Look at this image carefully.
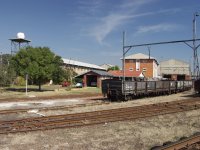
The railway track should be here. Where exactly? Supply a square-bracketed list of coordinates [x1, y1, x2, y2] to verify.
[0, 98, 200, 134]
[0, 101, 110, 115]
[152, 133, 200, 150]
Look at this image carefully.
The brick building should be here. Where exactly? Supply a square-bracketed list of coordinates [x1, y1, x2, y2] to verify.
[123, 53, 159, 78]
[108, 70, 144, 81]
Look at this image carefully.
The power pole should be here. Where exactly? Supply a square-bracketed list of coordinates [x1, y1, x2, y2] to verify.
[193, 12, 200, 79]
[0, 52, 2, 70]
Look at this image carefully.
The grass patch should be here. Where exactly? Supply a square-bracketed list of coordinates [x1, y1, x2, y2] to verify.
[0, 85, 101, 100]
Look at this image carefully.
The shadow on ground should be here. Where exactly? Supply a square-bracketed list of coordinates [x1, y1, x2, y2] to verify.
[5, 87, 54, 92]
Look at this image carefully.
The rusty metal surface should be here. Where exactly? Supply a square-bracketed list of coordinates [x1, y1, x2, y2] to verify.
[194, 79, 200, 93]
[153, 134, 200, 150]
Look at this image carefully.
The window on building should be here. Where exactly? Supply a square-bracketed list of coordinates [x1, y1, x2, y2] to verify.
[136, 59, 140, 71]
[129, 68, 133, 71]
[143, 68, 147, 72]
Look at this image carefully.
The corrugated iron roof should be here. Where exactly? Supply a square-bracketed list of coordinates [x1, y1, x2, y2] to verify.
[62, 58, 106, 70]
[75, 70, 113, 78]
[124, 53, 154, 59]
[160, 59, 189, 66]
[121, 53, 159, 65]
[109, 70, 144, 77]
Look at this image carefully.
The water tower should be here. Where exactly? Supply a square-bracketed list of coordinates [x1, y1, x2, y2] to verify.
[9, 32, 31, 55]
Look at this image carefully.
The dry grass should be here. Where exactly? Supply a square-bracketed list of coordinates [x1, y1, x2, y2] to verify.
[0, 86, 101, 100]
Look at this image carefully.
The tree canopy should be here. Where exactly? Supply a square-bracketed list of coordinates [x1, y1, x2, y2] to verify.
[0, 54, 14, 86]
[11, 46, 65, 90]
[107, 65, 120, 71]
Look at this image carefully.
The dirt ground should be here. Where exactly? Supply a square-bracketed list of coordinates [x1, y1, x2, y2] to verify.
[0, 90, 200, 150]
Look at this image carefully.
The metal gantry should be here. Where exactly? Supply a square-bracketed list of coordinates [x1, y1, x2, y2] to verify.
[122, 12, 200, 82]
[122, 33, 200, 97]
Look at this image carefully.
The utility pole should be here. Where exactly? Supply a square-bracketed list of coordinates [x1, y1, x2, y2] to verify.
[0, 52, 2, 71]
[193, 12, 200, 79]
[122, 31, 126, 99]
[147, 46, 151, 59]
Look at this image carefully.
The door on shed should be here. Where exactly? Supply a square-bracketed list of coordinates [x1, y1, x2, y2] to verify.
[177, 75, 185, 80]
[86, 75, 97, 87]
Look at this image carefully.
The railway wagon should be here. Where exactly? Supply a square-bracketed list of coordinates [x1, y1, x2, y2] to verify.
[194, 79, 200, 93]
[102, 79, 192, 101]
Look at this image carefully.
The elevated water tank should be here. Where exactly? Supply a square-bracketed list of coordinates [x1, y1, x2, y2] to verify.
[17, 32, 25, 39]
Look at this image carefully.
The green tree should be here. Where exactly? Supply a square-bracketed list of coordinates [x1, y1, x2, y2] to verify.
[0, 54, 15, 86]
[11, 46, 65, 91]
[107, 65, 120, 71]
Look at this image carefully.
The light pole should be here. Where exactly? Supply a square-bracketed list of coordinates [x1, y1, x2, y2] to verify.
[193, 12, 200, 79]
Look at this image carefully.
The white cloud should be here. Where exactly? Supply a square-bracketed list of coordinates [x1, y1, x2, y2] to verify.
[88, 0, 156, 44]
[135, 23, 181, 35]
[120, 0, 156, 9]
[89, 14, 132, 44]
[87, 0, 181, 44]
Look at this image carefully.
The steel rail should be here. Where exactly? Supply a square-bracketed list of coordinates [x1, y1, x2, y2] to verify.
[0, 101, 110, 115]
[0, 98, 199, 123]
[157, 134, 200, 150]
[0, 98, 200, 134]
[0, 99, 199, 123]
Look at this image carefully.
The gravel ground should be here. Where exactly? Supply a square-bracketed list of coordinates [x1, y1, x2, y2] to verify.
[0, 90, 200, 150]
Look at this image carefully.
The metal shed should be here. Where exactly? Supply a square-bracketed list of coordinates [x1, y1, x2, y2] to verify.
[159, 59, 191, 80]
[75, 70, 113, 88]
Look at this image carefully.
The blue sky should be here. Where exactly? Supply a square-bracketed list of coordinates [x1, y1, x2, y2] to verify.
[0, 0, 200, 67]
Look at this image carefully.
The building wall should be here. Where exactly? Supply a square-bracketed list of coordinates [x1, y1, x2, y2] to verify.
[82, 74, 111, 88]
[124, 59, 156, 78]
[160, 60, 190, 75]
[160, 59, 191, 80]
[160, 66, 190, 75]
[64, 64, 105, 75]
[74, 66, 90, 75]
[153, 61, 159, 78]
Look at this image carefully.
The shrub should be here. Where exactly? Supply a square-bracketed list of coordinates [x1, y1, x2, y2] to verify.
[14, 76, 26, 86]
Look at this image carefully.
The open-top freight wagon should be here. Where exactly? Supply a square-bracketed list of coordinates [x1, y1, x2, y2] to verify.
[194, 79, 200, 94]
[102, 79, 192, 101]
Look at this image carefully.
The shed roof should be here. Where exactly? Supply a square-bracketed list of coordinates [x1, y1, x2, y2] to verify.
[108, 70, 144, 78]
[122, 53, 159, 65]
[75, 70, 113, 78]
[62, 58, 106, 70]
[160, 59, 189, 67]
[124, 53, 155, 60]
